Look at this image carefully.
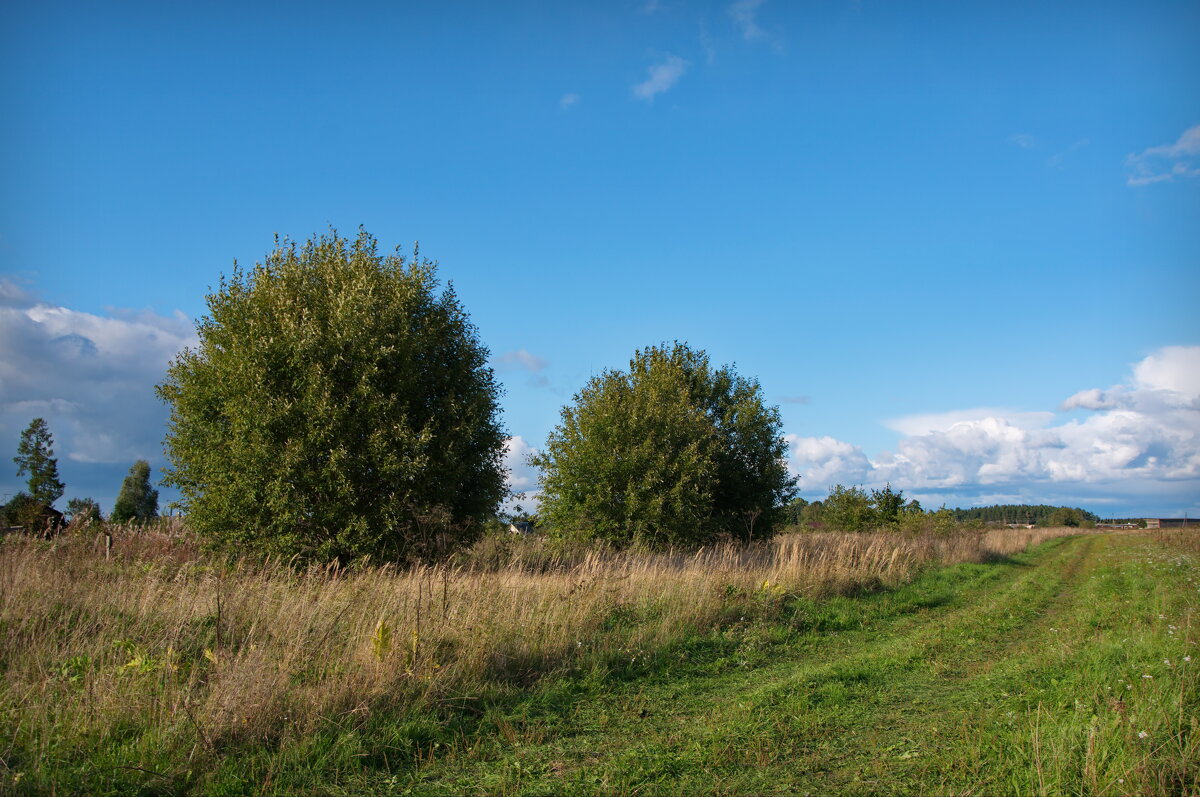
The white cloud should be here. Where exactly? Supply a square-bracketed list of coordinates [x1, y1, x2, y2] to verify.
[1133, 345, 1200, 395]
[1126, 124, 1200, 186]
[1061, 388, 1117, 412]
[786, 345, 1200, 515]
[1009, 133, 1037, 149]
[728, 0, 767, 41]
[495, 348, 549, 373]
[559, 92, 580, 110]
[501, 435, 543, 514]
[632, 55, 689, 102]
[0, 279, 197, 509]
[785, 434, 873, 487]
[885, 407, 1054, 437]
[502, 435, 541, 494]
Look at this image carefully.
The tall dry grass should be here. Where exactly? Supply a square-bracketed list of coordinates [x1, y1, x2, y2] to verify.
[0, 522, 1079, 764]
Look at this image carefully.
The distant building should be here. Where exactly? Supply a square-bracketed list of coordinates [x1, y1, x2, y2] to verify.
[1144, 518, 1195, 529]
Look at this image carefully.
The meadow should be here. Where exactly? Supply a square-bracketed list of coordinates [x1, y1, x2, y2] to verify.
[1, 524, 1195, 795]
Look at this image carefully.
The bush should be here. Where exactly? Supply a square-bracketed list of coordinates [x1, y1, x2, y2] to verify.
[532, 342, 795, 547]
[157, 229, 507, 562]
[1, 492, 53, 530]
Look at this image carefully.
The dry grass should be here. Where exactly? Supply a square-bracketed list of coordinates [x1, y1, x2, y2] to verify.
[0, 522, 1080, 763]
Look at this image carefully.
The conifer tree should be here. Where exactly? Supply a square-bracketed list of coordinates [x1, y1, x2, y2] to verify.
[14, 418, 64, 507]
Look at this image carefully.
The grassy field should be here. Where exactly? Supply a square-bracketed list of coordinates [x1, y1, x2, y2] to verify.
[1, 526, 1195, 795]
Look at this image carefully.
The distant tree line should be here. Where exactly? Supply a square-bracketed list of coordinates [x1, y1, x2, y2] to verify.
[951, 504, 1099, 527]
[2, 417, 158, 532]
[780, 490, 1103, 533]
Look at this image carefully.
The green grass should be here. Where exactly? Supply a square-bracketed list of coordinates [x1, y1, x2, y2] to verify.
[4, 533, 1195, 795]
[349, 535, 1196, 796]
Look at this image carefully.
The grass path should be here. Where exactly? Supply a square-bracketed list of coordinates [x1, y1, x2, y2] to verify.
[375, 534, 1197, 796]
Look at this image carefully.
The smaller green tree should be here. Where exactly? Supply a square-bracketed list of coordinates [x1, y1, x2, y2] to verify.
[66, 497, 103, 526]
[870, 483, 906, 526]
[110, 460, 159, 524]
[532, 343, 795, 547]
[14, 418, 64, 507]
[822, 484, 875, 532]
[930, 506, 957, 534]
[781, 496, 810, 526]
[1046, 506, 1093, 528]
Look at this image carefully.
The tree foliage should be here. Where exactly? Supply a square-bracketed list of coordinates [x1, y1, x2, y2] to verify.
[870, 483, 906, 526]
[110, 460, 159, 524]
[951, 504, 1098, 525]
[157, 229, 507, 562]
[66, 497, 102, 526]
[797, 483, 925, 532]
[1047, 506, 1093, 528]
[14, 418, 64, 507]
[532, 342, 796, 547]
[821, 484, 874, 532]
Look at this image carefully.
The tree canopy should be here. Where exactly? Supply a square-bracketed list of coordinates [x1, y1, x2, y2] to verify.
[532, 342, 795, 547]
[110, 460, 159, 524]
[951, 504, 1098, 526]
[157, 229, 508, 562]
[66, 497, 102, 526]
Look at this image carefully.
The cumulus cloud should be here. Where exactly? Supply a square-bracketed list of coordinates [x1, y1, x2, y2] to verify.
[0, 279, 197, 509]
[885, 408, 1054, 437]
[502, 435, 540, 494]
[632, 55, 689, 102]
[501, 435, 543, 513]
[787, 345, 1200, 514]
[786, 434, 873, 487]
[1133, 345, 1200, 394]
[1126, 124, 1200, 186]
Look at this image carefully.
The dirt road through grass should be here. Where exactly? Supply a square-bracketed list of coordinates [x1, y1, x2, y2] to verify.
[396, 534, 1197, 796]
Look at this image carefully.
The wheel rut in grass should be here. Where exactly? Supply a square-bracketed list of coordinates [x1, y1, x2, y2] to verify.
[405, 535, 1109, 795]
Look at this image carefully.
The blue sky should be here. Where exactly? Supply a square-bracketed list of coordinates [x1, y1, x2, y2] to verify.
[2, 0, 1198, 518]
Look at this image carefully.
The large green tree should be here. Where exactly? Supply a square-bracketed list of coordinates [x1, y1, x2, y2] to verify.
[14, 417, 64, 507]
[532, 343, 795, 547]
[157, 229, 508, 561]
[110, 460, 159, 523]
